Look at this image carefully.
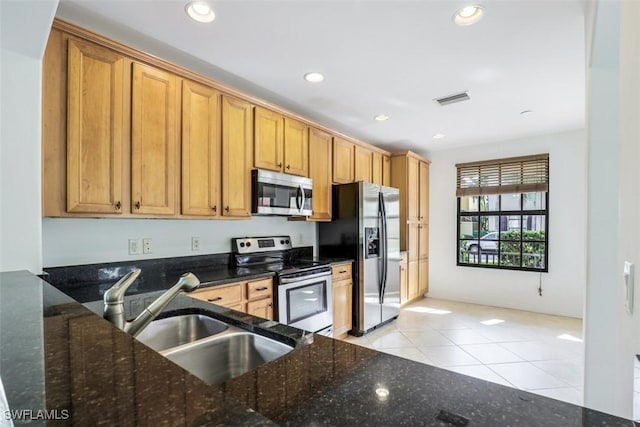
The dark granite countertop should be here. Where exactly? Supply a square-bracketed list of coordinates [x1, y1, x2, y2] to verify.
[0, 270, 633, 426]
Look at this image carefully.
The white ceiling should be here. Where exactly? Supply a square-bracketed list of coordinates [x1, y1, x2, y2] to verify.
[56, 0, 585, 155]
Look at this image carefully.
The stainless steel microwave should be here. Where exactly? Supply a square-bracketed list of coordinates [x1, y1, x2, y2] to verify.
[251, 169, 313, 216]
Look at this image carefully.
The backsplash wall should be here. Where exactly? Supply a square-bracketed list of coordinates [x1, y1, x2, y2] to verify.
[42, 217, 317, 267]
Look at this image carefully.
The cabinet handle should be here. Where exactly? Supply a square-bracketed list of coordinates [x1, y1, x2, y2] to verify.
[115, 201, 121, 210]
[255, 287, 268, 291]
[225, 206, 230, 212]
[268, 303, 272, 308]
[286, 164, 291, 170]
[207, 297, 223, 302]
[277, 162, 282, 168]
[212, 205, 217, 212]
[339, 270, 347, 274]
[135, 201, 141, 210]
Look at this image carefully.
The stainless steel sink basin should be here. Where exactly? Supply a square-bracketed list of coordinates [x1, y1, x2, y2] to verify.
[135, 314, 229, 351]
[161, 330, 294, 385]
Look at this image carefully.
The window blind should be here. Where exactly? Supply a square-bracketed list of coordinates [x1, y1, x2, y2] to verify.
[455, 153, 549, 197]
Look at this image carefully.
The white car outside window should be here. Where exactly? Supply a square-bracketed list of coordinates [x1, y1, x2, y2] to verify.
[468, 232, 498, 252]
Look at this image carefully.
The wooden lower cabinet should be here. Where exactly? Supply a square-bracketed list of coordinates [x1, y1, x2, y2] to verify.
[418, 258, 429, 295]
[247, 298, 273, 320]
[332, 263, 353, 338]
[188, 277, 273, 320]
[407, 260, 419, 301]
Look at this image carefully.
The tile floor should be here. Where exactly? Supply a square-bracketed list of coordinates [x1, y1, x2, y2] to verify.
[341, 297, 584, 406]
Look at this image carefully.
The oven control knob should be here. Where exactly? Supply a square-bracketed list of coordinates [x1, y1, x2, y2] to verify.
[285, 239, 290, 244]
[246, 242, 252, 247]
[280, 240, 285, 244]
[239, 242, 245, 248]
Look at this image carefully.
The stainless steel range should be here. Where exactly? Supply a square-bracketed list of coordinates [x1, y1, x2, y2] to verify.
[232, 236, 333, 336]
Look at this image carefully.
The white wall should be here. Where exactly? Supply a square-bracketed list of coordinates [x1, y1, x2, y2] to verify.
[0, 0, 58, 274]
[42, 217, 317, 267]
[427, 129, 586, 318]
[583, 0, 640, 418]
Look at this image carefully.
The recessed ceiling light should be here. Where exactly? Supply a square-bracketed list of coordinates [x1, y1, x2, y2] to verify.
[185, 1, 215, 23]
[304, 72, 324, 83]
[453, 4, 485, 26]
[374, 114, 389, 121]
[433, 133, 446, 139]
[520, 110, 533, 115]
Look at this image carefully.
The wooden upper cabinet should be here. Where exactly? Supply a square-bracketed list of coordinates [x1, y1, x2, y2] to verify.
[283, 118, 308, 177]
[407, 156, 420, 222]
[181, 80, 221, 216]
[372, 152, 383, 185]
[66, 39, 125, 214]
[382, 155, 391, 187]
[222, 95, 253, 217]
[419, 161, 429, 223]
[354, 146, 373, 182]
[254, 106, 283, 172]
[308, 127, 333, 221]
[332, 137, 354, 183]
[131, 62, 178, 215]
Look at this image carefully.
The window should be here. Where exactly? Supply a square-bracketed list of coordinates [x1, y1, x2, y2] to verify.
[456, 154, 549, 272]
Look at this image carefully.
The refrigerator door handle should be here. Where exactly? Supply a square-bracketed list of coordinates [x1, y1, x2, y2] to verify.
[379, 191, 388, 304]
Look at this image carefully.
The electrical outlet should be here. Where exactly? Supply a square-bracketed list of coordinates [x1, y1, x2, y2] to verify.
[143, 238, 152, 254]
[192, 237, 201, 251]
[129, 239, 141, 255]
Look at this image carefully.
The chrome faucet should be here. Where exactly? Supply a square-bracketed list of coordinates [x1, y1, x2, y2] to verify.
[103, 268, 200, 337]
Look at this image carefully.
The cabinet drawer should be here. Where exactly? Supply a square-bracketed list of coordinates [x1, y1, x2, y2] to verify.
[190, 283, 242, 307]
[247, 278, 272, 301]
[332, 263, 352, 281]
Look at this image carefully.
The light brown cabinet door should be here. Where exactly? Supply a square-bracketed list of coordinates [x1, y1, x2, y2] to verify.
[246, 298, 273, 320]
[283, 117, 309, 176]
[372, 152, 383, 185]
[254, 106, 283, 172]
[382, 155, 391, 187]
[399, 261, 408, 304]
[407, 156, 420, 222]
[131, 63, 178, 215]
[181, 80, 220, 216]
[67, 39, 125, 214]
[418, 224, 429, 259]
[354, 146, 373, 182]
[418, 258, 429, 295]
[419, 161, 429, 223]
[407, 260, 419, 300]
[308, 127, 332, 220]
[332, 137, 354, 183]
[333, 279, 353, 338]
[408, 223, 419, 262]
[221, 95, 253, 217]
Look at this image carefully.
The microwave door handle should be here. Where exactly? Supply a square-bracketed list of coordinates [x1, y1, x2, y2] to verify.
[295, 185, 302, 211]
[299, 184, 306, 214]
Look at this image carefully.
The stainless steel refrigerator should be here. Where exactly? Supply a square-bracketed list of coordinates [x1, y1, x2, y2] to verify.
[319, 182, 400, 336]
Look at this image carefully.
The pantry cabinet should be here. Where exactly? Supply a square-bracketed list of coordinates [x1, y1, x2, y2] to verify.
[391, 151, 430, 304]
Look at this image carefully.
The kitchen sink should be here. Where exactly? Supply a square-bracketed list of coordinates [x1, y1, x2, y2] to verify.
[135, 314, 229, 351]
[135, 312, 294, 384]
[161, 330, 294, 385]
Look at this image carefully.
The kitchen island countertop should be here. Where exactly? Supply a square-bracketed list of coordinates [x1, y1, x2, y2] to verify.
[0, 270, 632, 426]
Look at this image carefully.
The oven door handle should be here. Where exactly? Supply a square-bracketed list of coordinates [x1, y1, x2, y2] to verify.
[280, 271, 331, 284]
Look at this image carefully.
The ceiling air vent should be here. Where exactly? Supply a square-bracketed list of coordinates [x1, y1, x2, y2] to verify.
[435, 91, 470, 106]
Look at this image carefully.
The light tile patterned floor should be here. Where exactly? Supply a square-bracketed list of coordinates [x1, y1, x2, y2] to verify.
[341, 297, 584, 406]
